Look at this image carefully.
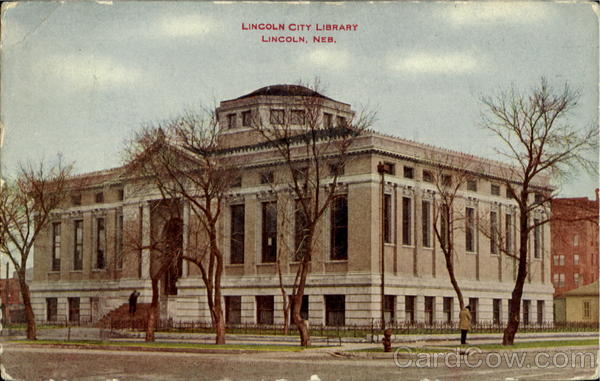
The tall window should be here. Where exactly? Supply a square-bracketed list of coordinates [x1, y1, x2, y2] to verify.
[465, 207, 475, 252]
[443, 297, 453, 323]
[574, 254, 580, 265]
[383, 194, 392, 243]
[294, 201, 310, 261]
[533, 218, 541, 259]
[52, 222, 61, 271]
[490, 211, 498, 254]
[256, 296, 274, 325]
[493, 299, 502, 325]
[422, 200, 431, 248]
[325, 295, 345, 326]
[523, 299, 530, 325]
[424, 296, 434, 325]
[230, 204, 245, 264]
[73, 220, 83, 270]
[116, 214, 123, 269]
[68, 297, 80, 323]
[440, 204, 450, 251]
[468, 297, 478, 324]
[405, 295, 415, 324]
[402, 197, 412, 246]
[261, 202, 277, 263]
[225, 296, 242, 324]
[574, 273, 581, 287]
[537, 300, 544, 324]
[96, 218, 106, 269]
[46, 298, 58, 322]
[505, 213, 513, 254]
[383, 295, 395, 323]
[330, 196, 348, 260]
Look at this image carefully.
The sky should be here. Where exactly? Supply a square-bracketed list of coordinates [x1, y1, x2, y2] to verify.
[1, 1, 598, 200]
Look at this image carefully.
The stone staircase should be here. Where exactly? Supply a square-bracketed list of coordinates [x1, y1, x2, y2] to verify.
[97, 303, 152, 330]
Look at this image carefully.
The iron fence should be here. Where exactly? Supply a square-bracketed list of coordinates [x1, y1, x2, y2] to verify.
[5, 318, 597, 338]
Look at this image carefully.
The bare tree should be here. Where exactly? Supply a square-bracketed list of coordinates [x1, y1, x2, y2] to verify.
[121, 198, 183, 342]
[0, 159, 72, 340]
[481, 78, 598, 345]
[248, 83, 374, 346]
[428, 153, 481, 311]
[126, 111, 237, 344]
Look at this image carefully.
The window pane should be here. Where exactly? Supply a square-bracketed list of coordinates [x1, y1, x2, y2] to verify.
[465, 207, 475, 252]
[261, 202, 277, 263]
[422, 201, 431, 247]
[330, 196, 348, 260]
[383, 194, 392, 243]
[74, 220, 83, 270]
[231, 205, 245, 264]
[402, 197, 412, 245]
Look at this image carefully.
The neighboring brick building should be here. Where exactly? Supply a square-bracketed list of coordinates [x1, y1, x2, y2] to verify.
[551, 195, 599, 296]
[30, 85, 554, 327]
[0, 278, 25, 323]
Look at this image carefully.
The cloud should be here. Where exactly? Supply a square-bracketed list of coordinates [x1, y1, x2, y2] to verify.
[388, 52, 481, 75]
[158, 14, 217, 37]
[39, 54, 143, 90]
[306, 48, 350, 70]
[443, 3, 552, 26]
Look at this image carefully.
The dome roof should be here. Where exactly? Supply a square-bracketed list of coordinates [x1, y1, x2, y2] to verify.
[235, 84, 332, 101]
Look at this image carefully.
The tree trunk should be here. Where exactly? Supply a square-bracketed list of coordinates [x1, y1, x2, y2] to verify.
[283, 304, 290, 335]
[444, 248, 464, 310]
[211, 231, 226, 345]
[292, 293, 310, 347]
[145, 278, 159, 342]
[212, 288, 225, 344]
[213, 311, 225, 344]
[18, 278, 36, 340]
[502, 207, 528, 345]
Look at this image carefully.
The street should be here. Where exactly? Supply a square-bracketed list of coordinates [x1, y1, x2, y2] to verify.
[1, 345, 597, 381]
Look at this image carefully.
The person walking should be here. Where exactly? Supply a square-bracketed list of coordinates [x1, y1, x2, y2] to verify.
[459, 305, 472, 345]
[129, 290, 140, 316]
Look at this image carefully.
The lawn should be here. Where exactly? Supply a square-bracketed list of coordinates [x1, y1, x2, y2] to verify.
[9, 339, 317, 352]
[352, 339, 599, 353]
[452, 339, 599, 350]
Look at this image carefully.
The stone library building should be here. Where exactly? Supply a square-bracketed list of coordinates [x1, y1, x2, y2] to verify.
[31, 85, 554, 328]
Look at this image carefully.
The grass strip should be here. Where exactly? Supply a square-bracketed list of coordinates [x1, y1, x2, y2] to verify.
[352, 339, 599, 353]
[9, 339, 314, 352]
